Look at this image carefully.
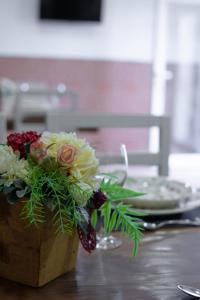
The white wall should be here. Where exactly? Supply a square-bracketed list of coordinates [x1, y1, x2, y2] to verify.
[167, 2, 200, 63]
[0, 0, 155, 62]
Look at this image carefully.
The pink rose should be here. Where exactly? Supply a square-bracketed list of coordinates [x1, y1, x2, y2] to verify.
[30, 141, 47, 162]
[57, 144, 76, 166]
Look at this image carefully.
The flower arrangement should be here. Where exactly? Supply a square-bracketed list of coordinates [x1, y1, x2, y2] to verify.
[0, 131, 142, 255]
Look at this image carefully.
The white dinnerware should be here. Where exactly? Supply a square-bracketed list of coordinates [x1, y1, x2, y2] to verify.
[121, 176, 200, 216]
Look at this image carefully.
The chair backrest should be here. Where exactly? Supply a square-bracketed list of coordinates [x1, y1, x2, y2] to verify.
[47, 112, 170, 176]
[13, 83, 79, 132]
[0, 78, 17, 121]
[0, 113, 6, 143]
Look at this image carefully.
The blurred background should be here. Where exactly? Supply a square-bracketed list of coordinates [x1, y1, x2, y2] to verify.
[0, 0, 199, 154]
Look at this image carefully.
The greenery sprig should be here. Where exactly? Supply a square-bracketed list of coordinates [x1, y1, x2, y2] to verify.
[21, 159, 87, 234]
[91, 179, 144, 256]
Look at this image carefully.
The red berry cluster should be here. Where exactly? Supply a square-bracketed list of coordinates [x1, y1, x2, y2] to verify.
[7, 131, 40, 158]
[92, 190, 107, 209]
[77, 190, 107, 253]
[77, 222, 97, 253]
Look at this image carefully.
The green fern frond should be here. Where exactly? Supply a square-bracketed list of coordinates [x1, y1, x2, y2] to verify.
[98, 179, 144, 256]
[100, 179, 144, 201]
[115, 203, 143, 256]
[21, 193, 45, 225]
[53, 206, 73, 234]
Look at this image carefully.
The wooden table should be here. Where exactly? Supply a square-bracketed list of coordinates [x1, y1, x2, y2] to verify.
[0, 228, 200, 300]
[1, 154, 200, 299]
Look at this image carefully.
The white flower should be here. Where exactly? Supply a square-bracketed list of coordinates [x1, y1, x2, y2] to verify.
[0, 145, 28, 186]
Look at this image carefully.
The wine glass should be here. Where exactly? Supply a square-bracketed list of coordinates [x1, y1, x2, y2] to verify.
[96, 144, 128, 250]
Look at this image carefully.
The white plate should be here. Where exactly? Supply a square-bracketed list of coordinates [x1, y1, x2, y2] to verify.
[124, 176, 193, 211]
[129, 198, 200, 215]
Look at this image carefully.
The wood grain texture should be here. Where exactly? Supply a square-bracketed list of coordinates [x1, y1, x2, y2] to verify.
[0, 227, 199, 299]
[0, 195, 79, 287]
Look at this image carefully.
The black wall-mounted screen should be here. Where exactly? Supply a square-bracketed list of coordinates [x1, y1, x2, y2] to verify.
[40, 0, 102, 22]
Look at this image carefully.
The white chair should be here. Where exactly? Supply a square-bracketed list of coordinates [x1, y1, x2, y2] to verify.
[0, 78, 18, 122]
[47, 112, 170, 176]
[0, 113, 6, 143]
[13, 82, 79, 132]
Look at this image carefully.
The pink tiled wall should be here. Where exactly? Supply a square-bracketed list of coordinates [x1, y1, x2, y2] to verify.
[0, 56, 152, 152]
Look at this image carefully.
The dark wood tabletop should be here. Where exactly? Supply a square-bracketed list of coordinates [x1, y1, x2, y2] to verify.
[0, 227, 200, 300]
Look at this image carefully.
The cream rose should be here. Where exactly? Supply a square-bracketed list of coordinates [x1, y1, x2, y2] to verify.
[57, 144, 77, 166]
[41, 132, 99, 189]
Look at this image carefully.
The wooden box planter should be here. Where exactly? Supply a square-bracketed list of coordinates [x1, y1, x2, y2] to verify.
[0, 195, 79, 287]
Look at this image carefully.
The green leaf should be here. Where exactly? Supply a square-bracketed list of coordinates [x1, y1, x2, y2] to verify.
[108, 211, 117, 232]
[101, 201, 111, 233]
[126, 208, 147, 217]
[114, 202, 143, 256]
[91, 210, 98, 228]
[21, 194, 45, 225]
[97, 178, 145, 255]
[100, 180, 144, 201]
